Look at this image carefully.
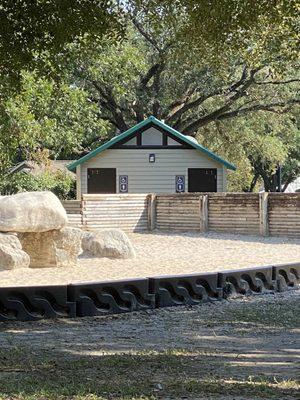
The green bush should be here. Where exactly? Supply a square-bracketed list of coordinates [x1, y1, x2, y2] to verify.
[0, 170, 75, 199]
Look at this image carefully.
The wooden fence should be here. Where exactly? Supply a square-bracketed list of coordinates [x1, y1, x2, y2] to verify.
[61, 200, 82, 228]
[62, 192, 300, 237]
[268, 193, 300, 237]
[63, 194, 148, 232]
[156, 194, 202, 231]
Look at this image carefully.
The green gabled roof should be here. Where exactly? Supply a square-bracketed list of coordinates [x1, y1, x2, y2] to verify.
[67, 116, 236, 171]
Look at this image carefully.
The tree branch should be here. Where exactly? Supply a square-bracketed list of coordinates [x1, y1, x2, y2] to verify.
[166, 66, 260, 130]
[140, 62, 164, 89]
[89, 79, 128, 131]
[168, 89, 224, 129]
[216, 99, 300, 121]
[179, 68, 262, 134]
[254, 78, 300, 85]
[130, 16, 161, 52]
[134, 59, 166, 121]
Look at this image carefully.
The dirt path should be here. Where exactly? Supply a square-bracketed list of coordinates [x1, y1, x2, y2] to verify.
[0, 290, 299, 399]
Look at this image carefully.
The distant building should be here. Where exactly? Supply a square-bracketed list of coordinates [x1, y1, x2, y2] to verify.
[8, 160, 74, 178]
[67, 116, 236, 199]
[285, 176, 300, 193]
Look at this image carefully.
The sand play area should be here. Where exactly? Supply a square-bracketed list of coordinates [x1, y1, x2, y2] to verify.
[0, 231, 299, 287]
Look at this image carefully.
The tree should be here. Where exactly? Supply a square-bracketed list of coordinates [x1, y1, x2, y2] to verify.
[1, 2, 299, 192]
[0, 170, 75, 199]
[0, 0, 123, 86]
[0, 71, 110, 173]
[62, 14, 299, 135]
[55, 18, 299, 191]
[199, 111, 299, 192]
[129, 0, 299, 66]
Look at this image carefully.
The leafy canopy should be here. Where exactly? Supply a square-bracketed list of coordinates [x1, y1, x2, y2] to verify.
[0, 0, 123, 84]
[0, 1, 299, 193]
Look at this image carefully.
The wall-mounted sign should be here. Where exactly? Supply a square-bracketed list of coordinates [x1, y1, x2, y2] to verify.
[149, 153, 156, 163]
[119, 175, 128, 193]
[175, 175, 185, 193]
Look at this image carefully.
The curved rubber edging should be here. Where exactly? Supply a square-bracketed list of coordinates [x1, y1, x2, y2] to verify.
[0, 262, 299, 321]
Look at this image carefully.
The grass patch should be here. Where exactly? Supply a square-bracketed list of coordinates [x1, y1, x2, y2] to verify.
[211, 295, 300, 328]
[0, 349, 299, 399]
[0, 293, 299, 399]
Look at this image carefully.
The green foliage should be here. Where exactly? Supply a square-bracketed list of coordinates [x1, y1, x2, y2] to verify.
[0, 0, 123, 84]
[131, 0, 299, 68]
[58, 20, 298, 191]
[0, 170, 75, 199]
[198, 111, 299, 191]
[0, 3, 299, 192]
[281, 126, 300, 190]
[0, 70, 111, 172]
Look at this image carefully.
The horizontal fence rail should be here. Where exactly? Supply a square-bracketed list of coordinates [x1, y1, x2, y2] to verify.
[61, 200, 82, 228]
[268, 193, 300, 238]
[62, 192, 300, 237]
[156, 194, 201, 231]
[82, 194, 148, 232]
[0, 262, 299, 321]
[208, 193, 260, 235]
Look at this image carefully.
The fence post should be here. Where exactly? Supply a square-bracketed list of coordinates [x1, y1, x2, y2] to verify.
[80, 197, 84, 229]
[199, 195, 208, 232]
[81, 196, 87, 230]
[148, 193, 157, 231]
[76, 165, 82, 200]
[259, 192, 269, 236]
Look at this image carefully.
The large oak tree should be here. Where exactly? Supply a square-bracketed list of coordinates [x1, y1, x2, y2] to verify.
[1, 0, 299, 192]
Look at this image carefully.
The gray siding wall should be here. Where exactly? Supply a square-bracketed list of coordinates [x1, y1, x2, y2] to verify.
[80, 149, 226, 195]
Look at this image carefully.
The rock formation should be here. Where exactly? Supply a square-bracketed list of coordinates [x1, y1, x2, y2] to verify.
[0, 191, 68, 232]
[0, 233, 30, 270]
[0, 191, 80, 269]
[82, 228, 136, 259]
[19, 227, 82, 268]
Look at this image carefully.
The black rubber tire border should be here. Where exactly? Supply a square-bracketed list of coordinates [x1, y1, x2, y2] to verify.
[0, 262, 299, 321]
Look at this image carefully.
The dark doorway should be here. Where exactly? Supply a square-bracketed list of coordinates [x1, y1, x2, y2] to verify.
[188, 168, 217, 192]
[87, 168, 116, 193]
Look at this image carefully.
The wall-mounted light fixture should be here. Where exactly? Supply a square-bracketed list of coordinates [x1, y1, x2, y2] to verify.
[149, 154, 155, 163]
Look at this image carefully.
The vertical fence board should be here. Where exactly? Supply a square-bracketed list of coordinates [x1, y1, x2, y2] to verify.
[199, 195, 208, 232]
[259, 192, 269, 236]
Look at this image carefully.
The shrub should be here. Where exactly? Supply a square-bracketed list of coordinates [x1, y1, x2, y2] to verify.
[0, 170, 75, 199]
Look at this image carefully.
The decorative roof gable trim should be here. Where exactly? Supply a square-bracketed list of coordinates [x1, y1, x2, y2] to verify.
[67, 116, 236, 171]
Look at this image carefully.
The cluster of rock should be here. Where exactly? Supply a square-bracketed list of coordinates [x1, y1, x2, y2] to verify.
[0, 232, 30, 270]
[0, 191, 82, 270]
[0, 191, 135, 271]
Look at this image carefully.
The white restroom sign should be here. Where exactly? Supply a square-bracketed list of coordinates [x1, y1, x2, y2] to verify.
[119, 175, 128, 193]
[175, 175, 185, 192]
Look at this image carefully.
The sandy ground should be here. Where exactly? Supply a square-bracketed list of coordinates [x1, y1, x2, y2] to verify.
[0, 231, 299, 287]
[0, 290, 299, 399]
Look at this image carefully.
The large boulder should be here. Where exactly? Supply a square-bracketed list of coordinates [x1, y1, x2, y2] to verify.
[82, 229, 136, 259]
[0, 233, 30, 270]
[0, 191, 67, 233]
[19, 227, 82, 268]
[0, 232, 22, 249]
